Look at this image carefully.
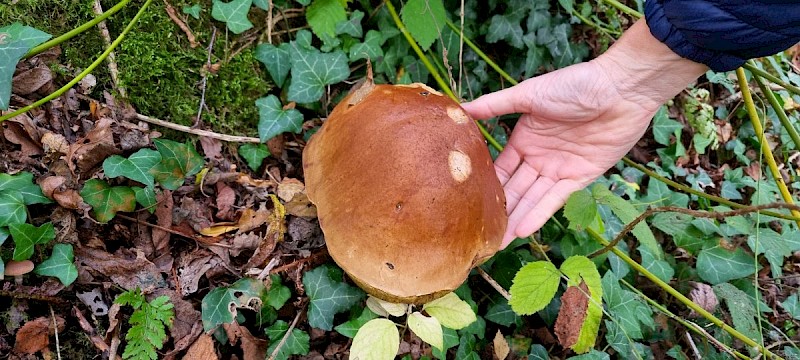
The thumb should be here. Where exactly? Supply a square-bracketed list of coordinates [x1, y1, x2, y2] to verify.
[460, 81, 533, 120]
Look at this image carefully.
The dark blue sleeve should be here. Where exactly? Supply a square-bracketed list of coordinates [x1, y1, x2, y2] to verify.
[645, 0, 800, 72]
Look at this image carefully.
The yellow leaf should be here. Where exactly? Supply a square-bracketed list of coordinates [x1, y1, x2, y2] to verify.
[366, 296, 408, 317]
[422, 292, 476, 330]
[199, 223, 239, 237]
[407, 312, 443, 351]
[350, 318, 399, 360]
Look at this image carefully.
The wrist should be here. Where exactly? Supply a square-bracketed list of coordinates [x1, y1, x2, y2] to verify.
[592, 19, 709, 110]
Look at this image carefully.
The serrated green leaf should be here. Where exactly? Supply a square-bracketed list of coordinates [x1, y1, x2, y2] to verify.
[104, 149, 161, 187]
[336, 10, 364, 37]
[201, 277, 266, 331]
[287, 42, 350, 103]
[0, 24, 51, 110]
[350, 318, 400, 360]
[306, 0, 347, 39]
[10, 222, 54, 261]
[335, 307, 378, 338]
[183, 4, 202, 19]
[713, 283, 761, 343]
[256, 95, 304, 142]
[349, 30, 384, 62]
[486, 13, 524, 49]
[400, 0, 446, 50]
[211, 0, 253, 34]
[0, 192, 26, 226]
[592, 184, 663, 259]
[255, 42, 291, 87]
[238, 143, 271, 171]
[564, 189, 597, 231]
[508, 261, 560, 315]
[0, 172, 51, 205]
[408, 312, 443, 351]
[133, 187, 158, 213]
[602, 272, 653, 340]
[266, 320, 310, 360]
[423, 292, 476, 330]
[303, 265, 364, 330]
[80, 179, 136, 222]
[559, 256, 603, 353]
[151, 139, 204, 190]
[34, 243, 78, 286]
[267, 274, 291, 310]
[696, 245, 758, 284]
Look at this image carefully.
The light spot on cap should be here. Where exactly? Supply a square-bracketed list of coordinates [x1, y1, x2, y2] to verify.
[447, 107, 469, 124]
[448, 150, 471, 182]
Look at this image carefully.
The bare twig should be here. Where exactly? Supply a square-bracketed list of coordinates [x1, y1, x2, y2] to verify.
[477, 267, 510, 301]
[268, 308, 303, 360]
[195, 27, 217, 127]
[135, 113, 260, 142]
[92, 0, 126, 97]
[254, 257, 281, 280]
[590, 202, 800, 258]
[163, 0, 199, 48]
[50, 305, 62, 360]
[116, 214, 230, 248]
[690, 322, 740, 358]
[686, 332, 702, 359]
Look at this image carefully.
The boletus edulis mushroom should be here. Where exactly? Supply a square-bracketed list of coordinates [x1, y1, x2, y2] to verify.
[303, 76, 507, 304]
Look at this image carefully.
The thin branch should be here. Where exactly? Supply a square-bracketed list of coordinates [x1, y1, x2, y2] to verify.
[268, 308, 303, 360]
[476, 267, 510, 301]
[92, 0, 126, 98]
[163, 0, 199, 48]
[195, 28, 217, 127]
[50, 305, 62, 360]
[135, 113, 260, 143]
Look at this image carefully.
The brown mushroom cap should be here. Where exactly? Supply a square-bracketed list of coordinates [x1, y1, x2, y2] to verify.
[303, 82, 507, 304]
[4, 260, 35, 277]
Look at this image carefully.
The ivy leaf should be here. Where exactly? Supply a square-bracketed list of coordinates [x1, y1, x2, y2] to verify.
[266, 320, 310, 360]
[266, 274, 291, 310]
[80, 179, 136, 223]
[133, 186, 158, 213]
[559, 256, 603, 353]
[713, 283, 761, 343]
[651, 213, 707, 254]
[256, 95, 304, 142]
[400, 0, 446, 50]
[0, 192, 27, 226]
[652, 105, 682, 145]
[252, 0, 269, 9]
[408, 312, 443, 351]
[782, 294, 800, 319]
[423, 292, 476, 330]
[696, 245, 758, 284]
[349, 30, 384, 62]
[564, 189, 598, 231]
[255, 42, 291, 87]
[103, 148, 162, 187]
[592, 184, 663, 260]
[238, 143, 271, 171]
[34, 244, 78, 286]
[183, 4, 202, 19]
[484, 299, 521, 327]
[201, 277, 267, 331]
[0, 172, 51, 205]
[747, 228, 791, 278]
[151, 139, 204, 190]
[508, 261, 560, 315]
[287, 42, 350, 103]
[303, 265, 364, 330]
[601, 272, 653, 340]
[335, 307, 378, 338]
[0, 23, 51, 110]
[10, 222, 54, 261]
[486, 14, 524, 49]
[350, 318, 400, 360]
[336, 9, 364, 37]
[306, 0, 347, 39]
[211, 0, 253, 34]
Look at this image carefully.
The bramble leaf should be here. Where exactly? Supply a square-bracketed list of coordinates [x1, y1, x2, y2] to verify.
[34, 243, 78, 286]
[423, 292, 476, 330]
[151, 139, 204, 190]
[408, 312, 443, 351]
[564, 189, 598, 232]
[255, 42, 291, 87]
[256, 95, 304, 142]
[303, 265, 364, 330]
[103, 148, 161, 187]
[400, 0, 446, 50]
[0, 23, 51, 110]
[306, 0, 347, 39]
[696, 245, 758, 284]
[266, 320, 310, 360]
[287, 42, 350, 103]
[238, 143, 271, 171]
[508, 261, 560, 315]
[80, 179, 136, 223]
[0, 192, 26, 226]
[201, 277, 267, 331]
[10, 222, 54, 261]
[211, 0, 253, 34]
[350, 318, 400, 360]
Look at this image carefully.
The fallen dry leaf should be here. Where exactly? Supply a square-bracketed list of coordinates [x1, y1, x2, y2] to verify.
[177, 250, 218, 296]
[277, 178, 305, 202]
[183, 334, 217, 360]
[223, 322, 267, 360]
[285, 193, 317, 218]
[67, 117, 121, 174]
[3, 113, 44, 156]
[554, 281, 590, 349]
[744, 161, 762, 180]
[40, 132, 70, 155]
[154, 288, 201, 347]
[200, 136, 223, 162]
[689, 282, 718, 316]
[199, 223, 239, 237]
[76, 288, 109, 317]
[231, 232, 261, 258]
[76, 247, 167, 292]
[493, 330, 510, 360]
[153, 189, 174, 253]
[12, 66, 53, 95]
[236, 207, 272, 234]
[14, 316, 65, 355]
[174, 197, 214, 233]
[39, 176, 84, 210]
[215, 183, 236, 220]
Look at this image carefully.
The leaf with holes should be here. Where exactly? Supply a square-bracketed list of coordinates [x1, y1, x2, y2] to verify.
[287, 42, 350, 103]
[0, 23, 51, 110]
[211, 0, 253, 34]
[0, 192, 26, 226]
[151, 139, 204, 190]
[408, 312, 443, 351]
[201, 277, 267, 331]
[559, 256, 603, 353]
[0, 172, 51, 205]
[34, 244, 78, 286]
[255, 42, 291, 87]
[266, 320, 310, 360]
[423, 292, 476, 330]
[10, 222, 54, 261]
[238, 143, 271, 171]
[349, 30, 384, 62]
[256, 95, 304, 142]
[696, 245, 758, 284]
[80, 179, 136, 223]
[303, 265, 364, 330]
[103, 148, 161, 187]
[350, 318, 400, 360]
[400, 0, 446, 50]
[306, 0, 347, 40]
[133, 186, 157, 214]
[509, 261, 560, 315]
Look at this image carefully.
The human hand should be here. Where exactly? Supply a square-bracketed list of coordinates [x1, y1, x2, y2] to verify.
[462, 19, 708, 248]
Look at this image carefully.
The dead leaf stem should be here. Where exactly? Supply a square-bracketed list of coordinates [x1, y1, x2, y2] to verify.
[195, 27, 217, 127]
[135, 113, 260, 143]
[92, 0, 126, 98]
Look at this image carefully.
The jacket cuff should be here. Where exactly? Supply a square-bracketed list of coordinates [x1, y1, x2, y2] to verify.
[644, 0, 744, 72]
